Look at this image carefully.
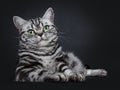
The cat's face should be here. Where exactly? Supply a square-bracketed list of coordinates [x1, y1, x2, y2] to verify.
[13, 8, 58, 48]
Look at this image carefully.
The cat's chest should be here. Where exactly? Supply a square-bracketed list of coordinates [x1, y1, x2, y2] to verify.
[41, 59, 56, 69]
[40, 59, 56, 74]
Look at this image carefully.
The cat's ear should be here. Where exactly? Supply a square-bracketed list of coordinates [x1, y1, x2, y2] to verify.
[42, 7, 54, 23]
[13, 16, 27, 29]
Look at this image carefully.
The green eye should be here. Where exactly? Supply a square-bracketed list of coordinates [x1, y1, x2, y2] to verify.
[28, 29, 35, 35]
[43, 25, 49, 31]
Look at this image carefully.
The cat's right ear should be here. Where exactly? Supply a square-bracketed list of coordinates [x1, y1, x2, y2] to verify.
[13, 16, 27, 29]
[42, 7, 54, 23]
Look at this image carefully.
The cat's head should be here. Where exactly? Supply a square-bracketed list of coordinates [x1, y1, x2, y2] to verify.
[13, 7, 58, 48]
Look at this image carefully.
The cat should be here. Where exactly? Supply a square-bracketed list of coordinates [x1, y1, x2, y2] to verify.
[13, 7, 107, 82]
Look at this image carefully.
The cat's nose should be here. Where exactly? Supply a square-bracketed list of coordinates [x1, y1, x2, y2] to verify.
[38, 33, 43, 37]
[36, 29, 43, 36]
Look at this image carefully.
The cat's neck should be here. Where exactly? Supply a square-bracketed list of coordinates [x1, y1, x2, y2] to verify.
[19, 41, 62, 56]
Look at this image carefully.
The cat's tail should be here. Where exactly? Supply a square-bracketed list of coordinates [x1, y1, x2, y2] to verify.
[85, 69, 107, 77]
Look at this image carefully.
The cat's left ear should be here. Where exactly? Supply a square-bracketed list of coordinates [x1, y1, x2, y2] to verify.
[42, 7, 54, 23]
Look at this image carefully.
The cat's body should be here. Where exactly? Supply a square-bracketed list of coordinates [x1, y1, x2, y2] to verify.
[13, 8, 107, 82]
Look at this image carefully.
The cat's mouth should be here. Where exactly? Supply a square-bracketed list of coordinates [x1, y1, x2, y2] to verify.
[37, 36, 58, 47]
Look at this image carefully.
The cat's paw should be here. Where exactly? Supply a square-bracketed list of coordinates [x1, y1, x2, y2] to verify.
[99, 69, 107, 76]
[63, 69, 84, 81]
[45, 73, 68, 82]
[68, 72, 86, 82]
[45, 74, 60, 82]
[64, 69, 77, 81]
[76, 72, 86, 81]
[64, 69, 75, 79]
[55, 73, 69, 82]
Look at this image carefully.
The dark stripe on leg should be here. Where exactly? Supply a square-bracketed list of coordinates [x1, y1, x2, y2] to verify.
[38, 70, 47, 76]
[16, 62, 43, 75]
[62, 67, 69, 72]
[58, 63, 67, 72]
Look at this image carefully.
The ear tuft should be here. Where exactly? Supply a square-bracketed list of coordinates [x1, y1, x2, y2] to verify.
[13, 16, 27, 29]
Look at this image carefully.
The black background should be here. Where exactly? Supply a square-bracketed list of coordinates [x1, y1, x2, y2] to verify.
[1, 0, 120, 90]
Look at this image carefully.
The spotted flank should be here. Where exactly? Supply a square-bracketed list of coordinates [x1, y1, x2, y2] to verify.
[13, 7, 107, 82]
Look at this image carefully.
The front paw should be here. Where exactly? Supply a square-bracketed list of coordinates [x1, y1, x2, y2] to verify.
[45, 74, 60, 82]
[76, 72, 86, 81]
[45, 73, 68, 82]
[64, 70, 85, 81]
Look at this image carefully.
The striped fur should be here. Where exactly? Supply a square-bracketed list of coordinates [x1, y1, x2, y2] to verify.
[13, 7, 107, 82]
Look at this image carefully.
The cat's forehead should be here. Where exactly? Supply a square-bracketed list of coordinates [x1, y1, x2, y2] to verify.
[21, 18, 53, 31]
[29, 17, 53, 25]
[40, 18, 53, 25]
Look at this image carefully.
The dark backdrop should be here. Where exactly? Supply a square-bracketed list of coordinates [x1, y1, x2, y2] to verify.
[1, 0, 120, 90]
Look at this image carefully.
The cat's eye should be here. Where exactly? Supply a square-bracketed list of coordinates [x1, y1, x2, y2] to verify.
[43, 25, 49, 31]
[28, 29, 35, 35]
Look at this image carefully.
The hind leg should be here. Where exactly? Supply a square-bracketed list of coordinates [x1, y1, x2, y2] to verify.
[85, 69, 107, 77]
[66, 52, 86, 81]
[66, 52, 107, 81]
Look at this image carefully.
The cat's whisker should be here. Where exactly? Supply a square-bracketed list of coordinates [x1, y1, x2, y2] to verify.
[58, 31, 66, 34]
[15, 37, 20, 39]
[58, 35, 72, 41]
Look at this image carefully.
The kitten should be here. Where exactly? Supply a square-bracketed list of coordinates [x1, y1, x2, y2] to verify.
[13, 7, 107, 82]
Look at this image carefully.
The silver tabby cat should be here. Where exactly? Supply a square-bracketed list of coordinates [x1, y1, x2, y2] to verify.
[13, 7, 107, 82]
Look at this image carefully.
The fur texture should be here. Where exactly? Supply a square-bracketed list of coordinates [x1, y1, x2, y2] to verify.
[13, 7, 107, 82]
